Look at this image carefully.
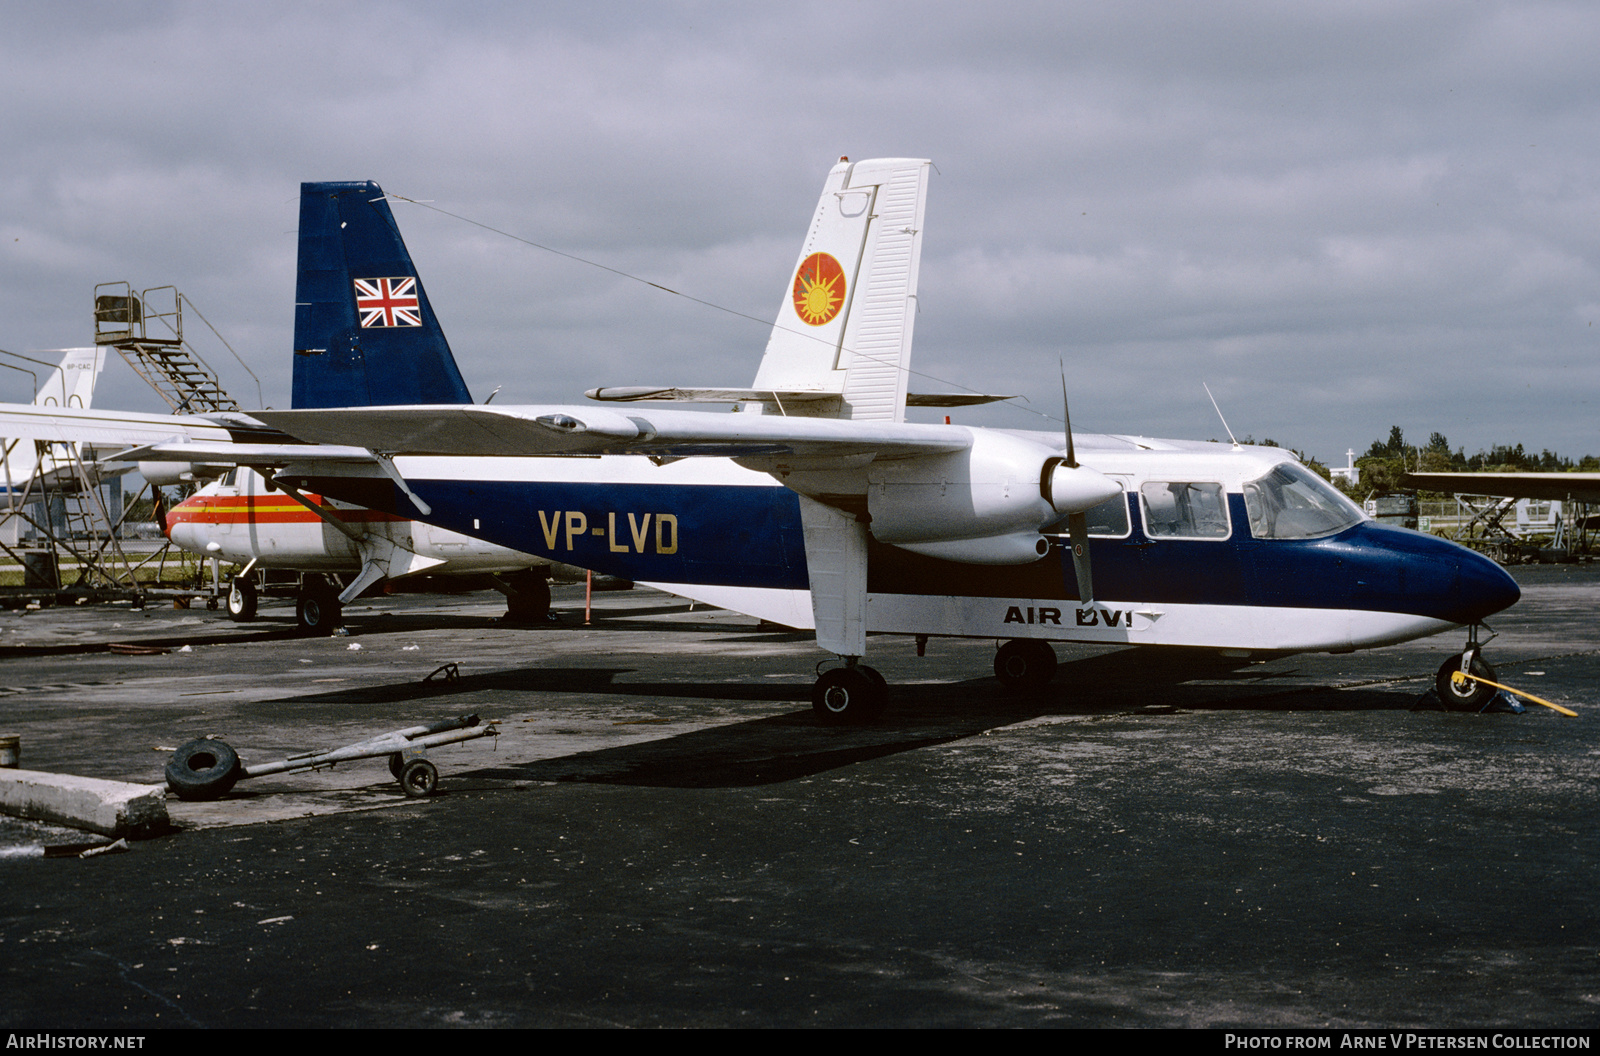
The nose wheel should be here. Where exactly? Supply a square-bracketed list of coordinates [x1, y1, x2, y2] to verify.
[1435, 651, 1500, 711]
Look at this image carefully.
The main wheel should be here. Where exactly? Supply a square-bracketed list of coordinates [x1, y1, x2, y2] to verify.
[400, 759, 439, 798]
[811, 666, 887, 725]
[1436, 653, 1499, 712]
[504, 571, 552, 622]
[227, 577, 257, 622]
[994, 639, 1057, 691]
[296, 584, 342, 636]
[165, 738, 243, 801]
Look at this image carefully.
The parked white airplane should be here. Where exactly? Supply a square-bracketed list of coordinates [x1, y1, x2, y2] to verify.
[110, 163, 1521, 721]
[1, 347, 108, 510]
[163, 466, 549, 632]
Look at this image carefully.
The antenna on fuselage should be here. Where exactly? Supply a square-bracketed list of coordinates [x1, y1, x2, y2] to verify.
[1203, 382, 1241, 450]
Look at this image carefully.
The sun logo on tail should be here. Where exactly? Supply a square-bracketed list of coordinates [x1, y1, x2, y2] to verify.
[792, 252, 846, 326]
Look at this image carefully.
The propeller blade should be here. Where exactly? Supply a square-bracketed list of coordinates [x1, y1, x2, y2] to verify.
[1066, 510, 1093, 605]
[1059, 360, 1093, 603]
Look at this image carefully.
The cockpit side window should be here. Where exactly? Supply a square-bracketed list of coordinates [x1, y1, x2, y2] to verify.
[1084, 486, 1130, 538]
[1140, 481, 1230, 539]
[1242, 462, 1365, 540]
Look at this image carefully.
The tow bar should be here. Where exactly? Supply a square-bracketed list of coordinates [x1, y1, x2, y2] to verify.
[1450, 672, 1579, 717]
[165, 713, 498, 801]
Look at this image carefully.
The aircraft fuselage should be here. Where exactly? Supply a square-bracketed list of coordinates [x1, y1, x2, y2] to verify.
[285, 435, 1519, 656]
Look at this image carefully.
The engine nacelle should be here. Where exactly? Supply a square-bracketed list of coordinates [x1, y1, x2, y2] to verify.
[138, 460, 230, 487]
[866, 430, 1118, 565]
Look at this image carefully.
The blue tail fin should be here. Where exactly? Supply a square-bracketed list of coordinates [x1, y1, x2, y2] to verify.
[292, 181, 474, 408]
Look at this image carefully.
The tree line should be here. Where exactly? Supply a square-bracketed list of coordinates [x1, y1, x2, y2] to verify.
[1350, 426, 1598, 497]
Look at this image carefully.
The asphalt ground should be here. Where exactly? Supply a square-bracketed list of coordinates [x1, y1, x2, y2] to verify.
[0, 567, 1596, 1029]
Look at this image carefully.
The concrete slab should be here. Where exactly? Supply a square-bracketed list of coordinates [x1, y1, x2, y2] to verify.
[0, 767, 168, 837]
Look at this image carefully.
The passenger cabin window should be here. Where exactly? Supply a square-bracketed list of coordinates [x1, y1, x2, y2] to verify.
[1140, 481, 1230, 539]
[1242, 462, 1365, 540]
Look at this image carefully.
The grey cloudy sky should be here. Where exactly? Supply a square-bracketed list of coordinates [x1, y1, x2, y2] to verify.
[2, 1, 1597, 466]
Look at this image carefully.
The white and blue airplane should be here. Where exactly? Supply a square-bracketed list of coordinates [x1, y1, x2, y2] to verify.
[38, 160, 1520, 720]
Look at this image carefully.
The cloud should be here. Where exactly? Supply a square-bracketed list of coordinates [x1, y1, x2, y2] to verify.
[0, 1, 1598, 460]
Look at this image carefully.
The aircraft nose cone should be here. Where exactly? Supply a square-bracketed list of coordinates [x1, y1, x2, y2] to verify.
[1458, 546, 1521, 622]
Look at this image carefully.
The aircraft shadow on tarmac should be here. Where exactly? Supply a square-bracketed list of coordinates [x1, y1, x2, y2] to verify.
[255, 650, 1427, 790]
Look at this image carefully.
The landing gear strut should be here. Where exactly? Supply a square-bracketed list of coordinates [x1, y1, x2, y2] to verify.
[1435, 624, 1499, 712]
[812, 660, 886, 725]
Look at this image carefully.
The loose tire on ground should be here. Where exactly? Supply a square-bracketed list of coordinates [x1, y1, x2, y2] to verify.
[165, 738, 243, 801]
[400, 759, 439, 798]
[994, 639, 1058, 691]
[227, 577, 257, 622]
[811, 666, 887, 725]
[1436, 653, 1499, 712]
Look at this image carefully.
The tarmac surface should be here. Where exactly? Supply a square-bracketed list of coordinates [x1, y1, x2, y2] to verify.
[0, 568, 1596, 1028]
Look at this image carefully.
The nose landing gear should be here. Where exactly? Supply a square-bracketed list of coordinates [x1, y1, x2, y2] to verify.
[1434, 623, 1501, 712]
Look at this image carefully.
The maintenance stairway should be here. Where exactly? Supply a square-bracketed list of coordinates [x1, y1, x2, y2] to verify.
[92, 282, 239, 414]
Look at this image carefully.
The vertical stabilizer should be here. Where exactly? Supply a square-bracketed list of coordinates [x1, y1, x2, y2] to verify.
[31, 348, 105, 409]
[292, 181, 474, 409]
[750, 158, 930, 421]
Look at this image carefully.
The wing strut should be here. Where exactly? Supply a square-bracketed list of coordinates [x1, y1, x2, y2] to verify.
[262, 473, 443, 604]
[370, 452, 432, 516]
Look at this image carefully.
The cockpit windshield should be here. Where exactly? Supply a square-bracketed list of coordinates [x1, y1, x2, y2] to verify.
[1242, 462, 1366, 540]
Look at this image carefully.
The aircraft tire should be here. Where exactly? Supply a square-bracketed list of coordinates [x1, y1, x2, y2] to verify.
[165, 738, 243, 801]
[227, 577, 257, 622]
[296, 585, 342, 637]
[400, 759, 439, 798]
[812, 667, 887, 725]
[994, 639, 1057, 691]
[1436, 653, 1498, 711]
[505, 572, 551, 622]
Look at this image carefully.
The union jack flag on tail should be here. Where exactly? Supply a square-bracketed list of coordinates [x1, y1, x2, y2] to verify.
[354, 277, 422, 327]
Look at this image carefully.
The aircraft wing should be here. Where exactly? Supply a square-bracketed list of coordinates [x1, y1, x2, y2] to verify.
[0, 404, 282, 449]
[252, 405, 973, 462]
[1405, 472, 1600, 504]
[113, 441, 378, 467]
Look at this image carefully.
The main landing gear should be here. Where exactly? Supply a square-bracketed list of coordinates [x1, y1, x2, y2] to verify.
[812, 661, 887, 725]
[994, 639, 1058, 691]
[1434, 624, 1500, 712]
[501, 569, 552, 623]
[295, 576, 343, 637]
[810, 638, 1063, 724]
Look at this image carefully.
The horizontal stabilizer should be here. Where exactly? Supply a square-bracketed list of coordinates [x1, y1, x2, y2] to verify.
[587, 387, 837, 404]
[587, 386, 1013, 408]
